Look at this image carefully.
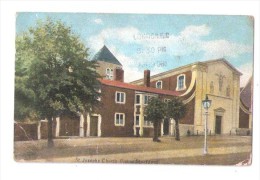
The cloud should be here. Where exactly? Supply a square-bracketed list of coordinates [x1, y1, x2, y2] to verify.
[166, 25, 252, 59]
[87, 24, 253, 82]
[201, 40, 252, 59]
[238, 62, 253, 87]
[88, 24, 252, 59]
[180, 24, 211, 39]
[87, 26, 139, 53]
[93, 18, 103, 25]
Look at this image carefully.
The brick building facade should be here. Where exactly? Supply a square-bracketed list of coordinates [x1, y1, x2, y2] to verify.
[17, 46, 252, 140]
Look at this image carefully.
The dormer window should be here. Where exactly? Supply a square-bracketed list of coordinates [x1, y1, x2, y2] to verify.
[106, 68, 113, 80]
[176, 74, 186, 91]
[156, 80, 163, 89]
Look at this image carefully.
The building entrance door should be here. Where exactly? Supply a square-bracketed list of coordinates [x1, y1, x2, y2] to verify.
[215, 116, 222, 134]
[90, 116, 98, 136]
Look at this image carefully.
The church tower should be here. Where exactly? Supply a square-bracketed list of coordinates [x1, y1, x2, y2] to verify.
[92, 45, 123, 80]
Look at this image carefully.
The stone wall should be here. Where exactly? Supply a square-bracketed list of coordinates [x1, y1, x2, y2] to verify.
[236, 128, 252, 136]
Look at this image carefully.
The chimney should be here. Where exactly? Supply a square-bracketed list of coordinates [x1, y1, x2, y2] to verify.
[114, 68, 124, 82]
[144, 70, 150, 87]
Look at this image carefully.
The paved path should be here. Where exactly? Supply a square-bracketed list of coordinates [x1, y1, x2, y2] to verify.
[32, 145, 251, 163]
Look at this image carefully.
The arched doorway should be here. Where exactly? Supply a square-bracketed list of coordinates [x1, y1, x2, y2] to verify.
[214, 108, 225, 135]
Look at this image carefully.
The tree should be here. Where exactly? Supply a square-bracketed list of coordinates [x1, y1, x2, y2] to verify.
[15, 35, 39, 121]
[165, 97, 186, 141]
[15, 18, 100, 147]
[145, 97, 165, 142]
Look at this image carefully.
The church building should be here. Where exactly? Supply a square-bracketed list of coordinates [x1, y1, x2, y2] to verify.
[31, 45, 252, 140]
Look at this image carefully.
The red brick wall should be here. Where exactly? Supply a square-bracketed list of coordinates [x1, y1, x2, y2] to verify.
[14, 122, 38, 141]
[98, 84, 135, 137]
[180, 98, 195, 125]
[239, 108, 249, 128]
[150, 71, 192, 93]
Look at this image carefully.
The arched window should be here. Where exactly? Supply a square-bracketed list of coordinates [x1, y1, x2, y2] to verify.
[176, 74, 186, 91]
[156, 80, 163, 89]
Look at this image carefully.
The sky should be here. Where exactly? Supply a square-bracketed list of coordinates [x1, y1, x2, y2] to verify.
[16, 13, 254, 86]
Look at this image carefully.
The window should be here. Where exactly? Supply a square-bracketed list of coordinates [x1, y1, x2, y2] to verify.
[147, 121, 153, 126]
[176, 74, 186, 91]
[135, 94, 140, 104]
[144, 95, 150, 105]
[115, 113, 125, 126]
[105, 68, 113, 80]
[164, 98, 171, 103]
[156, 80, 163, 89]
[97, 89, 101, 101]
[144, 116, 153, 127]
[115, 91, 125, 104]
[135, 115, 140, 126]
[144, 95, 155, 105]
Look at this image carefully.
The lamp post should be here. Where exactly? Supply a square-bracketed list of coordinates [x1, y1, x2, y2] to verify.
[202, 95, 212, 155]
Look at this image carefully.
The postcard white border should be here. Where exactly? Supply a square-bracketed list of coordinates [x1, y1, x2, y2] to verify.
[1, 1, 259, 180]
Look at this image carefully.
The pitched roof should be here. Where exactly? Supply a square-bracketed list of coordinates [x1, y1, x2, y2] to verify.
[203, 58, 242, 76]
[100, 79, 180, 96]
[131, 58, 242, 84]
[240, 77, 253, 109]
[92, 45, 122, 66]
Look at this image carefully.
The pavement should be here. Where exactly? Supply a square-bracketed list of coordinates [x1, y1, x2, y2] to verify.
[32, 144, 251, 164]
[14, 136, 252, 164]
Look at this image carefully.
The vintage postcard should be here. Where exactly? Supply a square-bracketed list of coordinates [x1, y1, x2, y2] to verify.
[14, 13, 253, 165]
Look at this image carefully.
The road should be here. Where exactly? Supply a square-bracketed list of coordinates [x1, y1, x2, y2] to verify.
[14, 135, 252, 165]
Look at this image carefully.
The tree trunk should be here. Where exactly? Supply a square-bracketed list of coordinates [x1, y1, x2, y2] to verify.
[47, 116, 54, 148]
[175, 119, 180, 141]
[153, 121, 160, 142]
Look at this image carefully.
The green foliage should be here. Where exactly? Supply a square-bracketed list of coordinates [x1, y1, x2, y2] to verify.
[15, 33, 38, 120]
[15, 18, 100, 120]
[145, 97, 166, 123]
[165, 97, 186, 120]
[165, 97, 186, 141]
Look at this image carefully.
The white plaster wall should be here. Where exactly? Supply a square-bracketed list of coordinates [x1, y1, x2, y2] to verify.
[171, 120, 194, 136]
[193, 61, 240, 135]
[206, 62, 240, 135]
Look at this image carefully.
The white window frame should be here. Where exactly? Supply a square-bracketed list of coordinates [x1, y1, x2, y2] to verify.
[176, 74, 186, 91]
[135, 94, 141, 105]
[114, 113, 125, 126]
[156, 80, 163, 89]
[143, 116, 153, 127]
[144, 95, 150, 105]
[115, 91, 126, 104]
[97, 89, 101, 101]
[164, 98, 171, 103]
[144, 94, 157, 105]
[135, 115, 140, 127]
[105, 68, 113, 80]
[144, 120, 153, 127]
